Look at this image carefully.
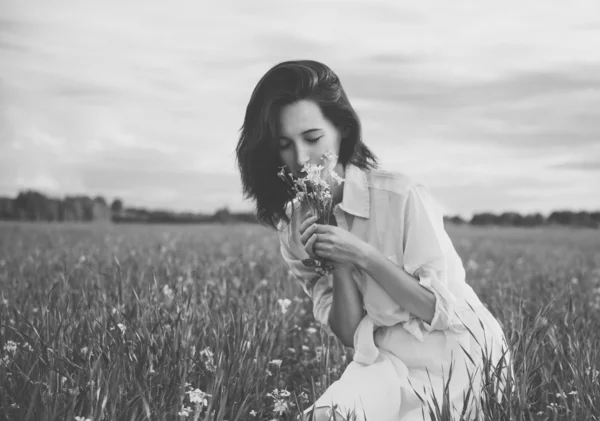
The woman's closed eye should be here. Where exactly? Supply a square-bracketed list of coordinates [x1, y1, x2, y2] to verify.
[279, 136, 322, 150]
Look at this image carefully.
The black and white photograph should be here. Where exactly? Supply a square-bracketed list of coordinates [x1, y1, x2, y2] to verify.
[0, 1, 599, 420]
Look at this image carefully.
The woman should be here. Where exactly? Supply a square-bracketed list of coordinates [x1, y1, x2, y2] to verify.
[236, 60, 510, 421]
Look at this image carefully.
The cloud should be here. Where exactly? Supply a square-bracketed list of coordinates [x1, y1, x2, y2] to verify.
[1, 0, 600, 216]
[551, 160, 600, 171]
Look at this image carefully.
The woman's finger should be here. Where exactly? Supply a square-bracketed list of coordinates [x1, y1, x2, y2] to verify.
[305, 233, 318, 258]
[300, 222, 317, 246]
[299, 214, 318, 236]
[314, 224, 330, 234]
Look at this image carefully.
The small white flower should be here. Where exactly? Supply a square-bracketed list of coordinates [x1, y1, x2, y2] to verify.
[277, 298, 292, 314]
[249, 409, 257, 417]
[466, 259, 479, 271]
[178, 406, 193, 417]
[199, 347, 216, 372]
[80, 347, 88, 355]
[3, 340, 17, 355]
[329, 169, 344, 185]
[117, 323, 126, 335]
[0, 355, 11, 367]
[162, 284, 175, 300]
[269, 359, 282, 368]
[272, 400, 289, 415]
[305, 327, 317, 334]
[186, 388, 211, 406]
[74, 417, 91, 421]
[315, 346, 323, 362]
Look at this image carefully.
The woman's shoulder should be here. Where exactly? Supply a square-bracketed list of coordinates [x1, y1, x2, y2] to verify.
[367, 166, 423, 196]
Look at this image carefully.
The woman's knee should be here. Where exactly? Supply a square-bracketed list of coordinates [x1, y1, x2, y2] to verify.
[300, 406, 347, 421]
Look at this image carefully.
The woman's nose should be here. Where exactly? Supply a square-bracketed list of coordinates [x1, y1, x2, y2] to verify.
[296, 144, 311, 168]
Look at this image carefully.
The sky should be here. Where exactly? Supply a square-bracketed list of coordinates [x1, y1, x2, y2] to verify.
[0, 0, 599, 219]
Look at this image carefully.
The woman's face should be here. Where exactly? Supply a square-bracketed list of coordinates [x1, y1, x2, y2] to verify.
[277, 99, 342, 178]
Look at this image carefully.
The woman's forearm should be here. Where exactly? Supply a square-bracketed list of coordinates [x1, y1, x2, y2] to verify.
[359, 245, 436, 324]
[327, 264, 365, 348]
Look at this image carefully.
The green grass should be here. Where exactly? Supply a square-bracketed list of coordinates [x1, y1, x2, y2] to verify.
[0, 221, 599, 421]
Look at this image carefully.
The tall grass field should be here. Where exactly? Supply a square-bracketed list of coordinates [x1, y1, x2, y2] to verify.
[1, 221, 599, 421]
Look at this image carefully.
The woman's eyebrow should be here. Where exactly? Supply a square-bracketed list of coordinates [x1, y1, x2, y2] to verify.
[279, 128, 323, 139]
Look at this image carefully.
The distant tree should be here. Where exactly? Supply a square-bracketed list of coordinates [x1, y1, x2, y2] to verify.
[214, 207, 232, 224]
[444, 215, 466, 225]
[14, 190, 49, 221]
[92, 196, 110, 220]
[548, 211, 575, 226]
[111, 199, 124, 214]
[522, 213, 545, 227]
[471, 212, 500, 226]
[499, 212, 523, 226]
[0, 197, 15, 219]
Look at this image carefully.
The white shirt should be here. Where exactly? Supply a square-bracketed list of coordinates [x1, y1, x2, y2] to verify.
[277, 163, 482, 365]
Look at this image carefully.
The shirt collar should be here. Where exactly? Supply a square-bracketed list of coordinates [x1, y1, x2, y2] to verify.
[336, 163, 370, 219]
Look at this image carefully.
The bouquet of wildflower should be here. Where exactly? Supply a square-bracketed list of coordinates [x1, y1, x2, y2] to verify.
[277, 151, 345, 276]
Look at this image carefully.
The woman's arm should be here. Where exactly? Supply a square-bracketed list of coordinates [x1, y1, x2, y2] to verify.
[359, 246, 436, 325]
[327, 264, 365, 348]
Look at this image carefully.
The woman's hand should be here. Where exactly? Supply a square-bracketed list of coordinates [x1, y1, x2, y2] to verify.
[299, 213, 369, 268]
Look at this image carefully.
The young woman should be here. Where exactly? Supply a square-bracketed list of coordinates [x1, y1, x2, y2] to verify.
[236, 60, 510, 421]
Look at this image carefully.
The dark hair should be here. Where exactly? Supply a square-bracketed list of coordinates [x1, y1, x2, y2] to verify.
[235, 59, 379, 230]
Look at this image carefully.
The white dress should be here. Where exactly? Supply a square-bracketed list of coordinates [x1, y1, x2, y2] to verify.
[277, 164, 511, 421]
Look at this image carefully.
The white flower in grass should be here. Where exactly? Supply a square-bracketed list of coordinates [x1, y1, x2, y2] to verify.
[277, 298, 292, 314]
[80, 347, 88, 355]
[272, 400, 289, 415]
[117, 323, 126, 335]
[269, 359, 282, 369]
[186, 388, 211, 407]
[315, 346, 323, 362]
[74, 417, 91, 421]
[178, 406, 193, 417]
[162, 284, 175, 300]
[199, 347, 216, 372]
[249, 409, 257, 417]
[3, 340, 17, 355]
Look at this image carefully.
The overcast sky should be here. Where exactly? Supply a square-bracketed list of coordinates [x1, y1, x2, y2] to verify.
[1, 0, 599, 218]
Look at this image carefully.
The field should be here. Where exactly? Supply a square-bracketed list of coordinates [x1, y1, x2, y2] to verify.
[1, 221, 599, 421]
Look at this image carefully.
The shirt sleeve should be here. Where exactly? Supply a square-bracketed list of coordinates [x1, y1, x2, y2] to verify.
[277, 217, 335, 337]
[400, 184, 467, 341]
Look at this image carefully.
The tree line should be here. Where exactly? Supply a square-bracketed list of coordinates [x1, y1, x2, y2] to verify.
[0, 190, 257, 224]
[0, 190, 598, 228]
